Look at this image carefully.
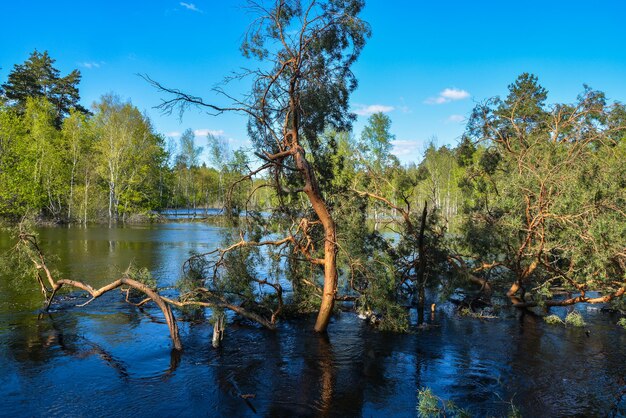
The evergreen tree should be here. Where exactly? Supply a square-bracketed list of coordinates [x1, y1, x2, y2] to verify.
[1, 50, 88, 126]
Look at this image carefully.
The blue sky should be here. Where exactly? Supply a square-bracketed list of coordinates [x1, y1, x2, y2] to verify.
[2, 0, 626, 164]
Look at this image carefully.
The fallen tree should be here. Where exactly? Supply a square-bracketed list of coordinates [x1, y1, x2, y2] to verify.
[15, 226, 289, 350]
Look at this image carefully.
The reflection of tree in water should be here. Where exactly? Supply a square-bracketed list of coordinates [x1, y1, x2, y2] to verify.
[260, 321, 407, 417]
[6, 312, 82, 366]
[4, 310, 180, 382]
[261, 332, 337, 417]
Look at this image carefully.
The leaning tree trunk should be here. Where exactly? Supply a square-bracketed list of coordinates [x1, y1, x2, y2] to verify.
[293, 146, 338, 333]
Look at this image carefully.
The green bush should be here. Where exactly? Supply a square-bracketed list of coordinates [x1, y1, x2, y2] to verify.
[416, 388, 470, 418]
[124, 265, 157, 300]
[544, 314, 564, 325]
[564, 311, 586, 327]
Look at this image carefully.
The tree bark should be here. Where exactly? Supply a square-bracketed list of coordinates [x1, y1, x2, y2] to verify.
[52, 277, 182, 350]
[293, 147, 338, 333]
[416, 201, 428, 324]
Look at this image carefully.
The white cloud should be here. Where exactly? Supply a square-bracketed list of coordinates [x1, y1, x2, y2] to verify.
[425, 88, 470, 105]
[354, 104, 395, 116]
[180, 2, 202, 12]
[78, 61, 103, 69]
[447, 114, 465, 123]
[391, 139, 422, 157]
[441, 88, 470, 100]
[166, 131, 182, 137]
[425, 97, 447, 105]
[194, 129, 224, 137]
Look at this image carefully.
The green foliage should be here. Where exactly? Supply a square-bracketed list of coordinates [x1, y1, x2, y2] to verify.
[124, 265, 156, 288]
[544, 314, 564, 325]
[459, 73, 626, 305]
[1, 50, 88, 125]
[92, 94, 169, 221]
[618, 318, 626, 330]
[124, 265, 157, 300]
[0, 68, 171, 222]
[245, 0, 371, 161]
[359, 112, 398, 174]
[544, 312, 587, 327]
[416, 388, 471, 418]
[564, 311, 586, 327]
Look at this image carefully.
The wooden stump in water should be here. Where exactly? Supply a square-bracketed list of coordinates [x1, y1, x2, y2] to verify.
[212, 314, 225, 348]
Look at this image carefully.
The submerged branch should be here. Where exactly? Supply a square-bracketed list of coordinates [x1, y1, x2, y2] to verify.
[16, 230, 287, 350]
[510, 285, 626, 308]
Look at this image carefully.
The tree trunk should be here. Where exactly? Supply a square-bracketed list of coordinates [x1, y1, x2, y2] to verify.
[417, 286, 425, 325]
[108, 181, 115, 223]
[294, 147, 338, 333]
[212, 314, 225, 348]
[416, 201, 428, 324]
[83, 171, 89, 225]
[316, 222, 338, 332]
[68, 162, 76, 221]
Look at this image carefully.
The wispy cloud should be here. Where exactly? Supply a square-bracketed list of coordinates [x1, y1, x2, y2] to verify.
[425, 88, 470, 105]
[78, 61, 104, 69]
[391, 139, 422, 157]
[397, 97, 411, 114]
[194, 129, 224, 137]
[354, 104, 395, 116]
[447, 114, 465, 123]
[166, 131, 182, 137]
[180, 2, 202, 13]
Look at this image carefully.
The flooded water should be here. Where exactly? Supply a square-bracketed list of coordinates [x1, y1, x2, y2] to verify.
[1, 223, 625, 417]
[160, 208, 223, 220]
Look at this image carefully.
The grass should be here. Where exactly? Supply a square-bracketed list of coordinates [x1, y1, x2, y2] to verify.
[544, 314, 564, 325]
[458, 307, 498, 319]
[544, 311, 586, 327]
[416, 388, 520, 417]
[416, 388, 470, 418]
[564, 311, 586, 327]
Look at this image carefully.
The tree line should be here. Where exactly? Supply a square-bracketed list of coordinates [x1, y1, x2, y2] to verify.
[0, 51, 465, 227]
[0, 51, 257, 222]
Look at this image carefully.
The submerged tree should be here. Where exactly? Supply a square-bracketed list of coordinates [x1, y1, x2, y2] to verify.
[352, 113, 450, 326]
[148, 0, 370, 332]
[458, 73, 626, 308]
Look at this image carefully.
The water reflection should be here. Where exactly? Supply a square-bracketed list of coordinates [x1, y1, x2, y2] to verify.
[1, 224, 625, 417]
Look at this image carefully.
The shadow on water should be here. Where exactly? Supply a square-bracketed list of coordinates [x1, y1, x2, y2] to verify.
[1, 224, 626, 417]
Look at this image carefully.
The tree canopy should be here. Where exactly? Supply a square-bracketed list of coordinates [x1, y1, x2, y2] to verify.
[1, 50, 89, 126]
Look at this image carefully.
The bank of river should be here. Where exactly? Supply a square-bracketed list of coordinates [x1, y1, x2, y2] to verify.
[1, 223, 625, 416]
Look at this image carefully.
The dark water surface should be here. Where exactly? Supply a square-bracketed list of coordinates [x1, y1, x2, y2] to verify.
[1, 224, 625, 417]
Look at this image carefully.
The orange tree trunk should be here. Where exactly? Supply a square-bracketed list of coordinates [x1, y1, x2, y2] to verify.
[294, 147, 338, 333]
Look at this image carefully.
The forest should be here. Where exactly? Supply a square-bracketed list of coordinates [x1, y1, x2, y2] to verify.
[2, 1, 626, 416]
[2, 42, 625, 334]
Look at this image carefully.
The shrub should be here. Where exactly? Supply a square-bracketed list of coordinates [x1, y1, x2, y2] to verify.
[544, 314, 564, 325]
[416, 388, 470, 418]
[564, 311, 586, 327]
